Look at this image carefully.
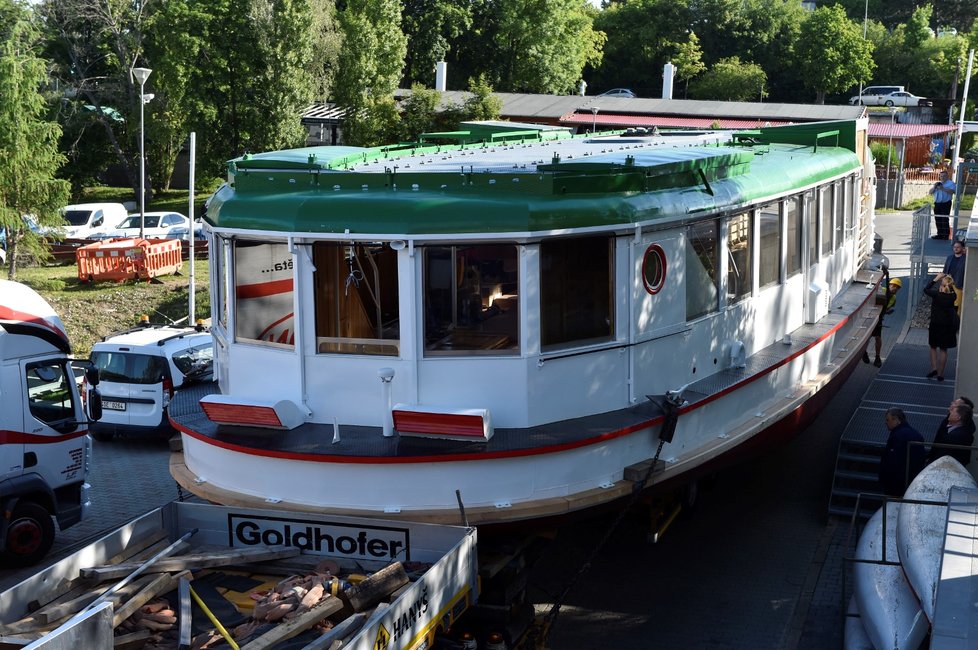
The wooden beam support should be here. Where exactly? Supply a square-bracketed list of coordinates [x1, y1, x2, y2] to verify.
[83, 547, 300, 581]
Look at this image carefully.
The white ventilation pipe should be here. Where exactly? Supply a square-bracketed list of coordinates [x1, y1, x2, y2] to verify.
[662, 62, 675, 100]
[579, 79, 587, 96]
[435, 61, 447, 92]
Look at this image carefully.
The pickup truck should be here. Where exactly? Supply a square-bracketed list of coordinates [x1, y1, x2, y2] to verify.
[0, 501, 478, 649]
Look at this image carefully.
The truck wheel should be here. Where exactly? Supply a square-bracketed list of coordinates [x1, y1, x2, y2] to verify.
[2, 502, 55, 567]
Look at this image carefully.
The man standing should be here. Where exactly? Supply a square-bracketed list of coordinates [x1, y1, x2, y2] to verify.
[930, 170, 956, 240]
[878, 407, 927, 497]
[929, 397, 976, 467]
[943, 240, 966, 291]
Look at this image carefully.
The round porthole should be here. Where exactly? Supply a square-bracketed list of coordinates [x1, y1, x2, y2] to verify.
[642, 244, 666, 294]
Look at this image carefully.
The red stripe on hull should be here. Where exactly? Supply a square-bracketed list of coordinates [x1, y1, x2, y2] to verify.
[0, 429, 89, 445]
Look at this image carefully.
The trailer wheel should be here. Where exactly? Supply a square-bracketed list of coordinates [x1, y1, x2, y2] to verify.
[2, 502, 55, 567]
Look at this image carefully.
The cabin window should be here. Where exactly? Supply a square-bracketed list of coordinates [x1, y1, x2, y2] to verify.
[686, 220, 719, 320]
[758, 203, 781, 288]
[233, 240, 295, 348]
[215, 236, 229, 330]
[424, 244, 519, 355]
[844, 177, 854, 240]
[642, 244, 666, 294]
[833, 181, 844, 247]
[819, 185, 833, 256]
[786, 197, 802, 276]
[727, 212, 752, 302]
[805, 192, 817, 266]
[313, 243, 400, 355]
[541, 236, 613, 349]
[25, 360, 76, 432]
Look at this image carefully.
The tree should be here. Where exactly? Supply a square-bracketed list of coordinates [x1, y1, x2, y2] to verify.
[437, 75, 502, 130]
[671, 31, 706, 97]
[402, 0, 472, 87]
[0, 2, 70, 279]
[689, 56, 767, 102]
[398, 84, 440, 141]
[796, 5, 874, 103]
[334, 0, 408, 146]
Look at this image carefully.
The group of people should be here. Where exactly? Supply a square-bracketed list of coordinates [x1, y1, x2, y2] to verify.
[878, 397, 976, 497]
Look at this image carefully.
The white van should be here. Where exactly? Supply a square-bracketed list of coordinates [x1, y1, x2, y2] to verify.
[88, 324, 213, 440]
[60, 203, 128, 239]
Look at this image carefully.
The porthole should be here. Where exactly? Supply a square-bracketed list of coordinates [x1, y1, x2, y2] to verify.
[642, 244, 666, 294]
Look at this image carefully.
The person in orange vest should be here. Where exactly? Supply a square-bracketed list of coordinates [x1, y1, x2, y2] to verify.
[863, 275, 902, 367]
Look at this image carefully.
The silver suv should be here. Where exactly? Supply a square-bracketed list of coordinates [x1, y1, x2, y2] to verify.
[87, 324, 213, 440]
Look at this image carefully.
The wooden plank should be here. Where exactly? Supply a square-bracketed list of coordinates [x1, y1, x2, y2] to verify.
[35, 575, 156, 624]
[342, 563, 408, 613]
[623, 458, 666, 483]
[178, 577, 192, 649]
[299, 612, 367, 650]
[112, 570, 190, 628]
[83, 547, 300, 581]
[113, 629, 152, 649]
[240, 595, 343, 650]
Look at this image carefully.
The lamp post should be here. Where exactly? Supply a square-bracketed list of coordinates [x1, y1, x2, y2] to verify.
[885, 106, 897, 208]
[591, 107, 598, 134]
[132, 67, 152, 239]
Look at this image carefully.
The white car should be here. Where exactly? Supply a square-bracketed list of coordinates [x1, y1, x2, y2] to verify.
[88, 324, 213, 440]
[102, 211, 190, 239]
[878, 91, 931, 107]
[60, 203, 128, 239]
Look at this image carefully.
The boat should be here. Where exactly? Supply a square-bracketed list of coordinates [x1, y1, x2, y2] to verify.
[897, 456, 977, 622]
[852, 505, 928, 650]
[844, 596, 874, 650]
[169, 119, 885, 525]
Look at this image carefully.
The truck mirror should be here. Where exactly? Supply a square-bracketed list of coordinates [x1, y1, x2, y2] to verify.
[88, 388, 103, 422]
[85, 366, 100, 387]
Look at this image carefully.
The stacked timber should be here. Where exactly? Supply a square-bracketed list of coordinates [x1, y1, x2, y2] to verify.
[0, 530, 423, 649]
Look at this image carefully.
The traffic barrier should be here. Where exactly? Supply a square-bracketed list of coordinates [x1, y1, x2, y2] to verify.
[76, 238, 182, 282]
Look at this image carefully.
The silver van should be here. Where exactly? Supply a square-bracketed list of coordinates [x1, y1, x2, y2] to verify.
[87, 325, 212, 440]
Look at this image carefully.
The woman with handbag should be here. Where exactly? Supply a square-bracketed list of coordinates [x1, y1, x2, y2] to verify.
[925, 272, 959, 381]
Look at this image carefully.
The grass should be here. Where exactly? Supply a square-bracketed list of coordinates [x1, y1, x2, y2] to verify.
[16, 260, 210, 358]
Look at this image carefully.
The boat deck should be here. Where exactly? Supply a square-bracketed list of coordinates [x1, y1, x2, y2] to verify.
[169, 274, 878, 461]
[840, 334, 958, 449]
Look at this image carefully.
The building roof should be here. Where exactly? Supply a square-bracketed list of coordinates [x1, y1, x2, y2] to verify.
[560, 112, 793, 130]
[866, 123, 958, 139]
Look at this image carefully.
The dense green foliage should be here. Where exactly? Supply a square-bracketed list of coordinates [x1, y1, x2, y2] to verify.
[796, 5, 876, 103]
[689, 57, 767, 102]
[0, 0, 70, 279]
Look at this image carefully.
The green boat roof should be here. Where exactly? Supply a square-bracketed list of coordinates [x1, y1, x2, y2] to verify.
[208, 121, 862, 236]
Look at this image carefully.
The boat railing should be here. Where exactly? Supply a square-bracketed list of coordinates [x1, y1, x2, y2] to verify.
[907, 204, 942, 313]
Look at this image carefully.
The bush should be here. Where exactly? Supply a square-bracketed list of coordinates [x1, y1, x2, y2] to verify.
[869, 141, 897, 165]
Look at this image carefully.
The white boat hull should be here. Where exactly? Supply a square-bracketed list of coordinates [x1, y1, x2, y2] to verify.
[897, 456, 978, 622]
[853, 506, 928, 650]
[844, 596, 875, 650]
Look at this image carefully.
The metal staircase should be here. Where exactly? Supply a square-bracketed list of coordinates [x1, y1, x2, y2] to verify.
[827, 438, 886, 520]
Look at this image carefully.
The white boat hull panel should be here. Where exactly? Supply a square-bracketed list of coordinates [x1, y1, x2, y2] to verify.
[854, 506, 928, 650]
[844, 596, 875, 650]
[897, 456, 978, 622]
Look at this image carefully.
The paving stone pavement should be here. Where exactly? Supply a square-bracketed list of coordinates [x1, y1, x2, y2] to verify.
[0, 435, 189, 591]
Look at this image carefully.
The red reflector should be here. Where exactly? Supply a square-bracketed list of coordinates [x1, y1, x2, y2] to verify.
[201, 402, 283, 427]
[392, 410, 485, 438]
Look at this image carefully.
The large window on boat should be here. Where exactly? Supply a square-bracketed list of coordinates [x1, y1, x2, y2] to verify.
[805, 192, 817, 266]
[313, 243, 400, 356]
[786, 197, 802, 276]
[424, 244, 519, 355]
[727, 212, 752, 302]
[759, 203, 781, 288]
[833, 181, 844, 247]
[233, 240, 295, 348]
[686, 220, 719, 320]
[540, 236, 612, 349]
[819, 185, 833, 256]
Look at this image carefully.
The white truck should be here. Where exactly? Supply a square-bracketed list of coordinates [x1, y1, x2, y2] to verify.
[0, 280, 101, 566]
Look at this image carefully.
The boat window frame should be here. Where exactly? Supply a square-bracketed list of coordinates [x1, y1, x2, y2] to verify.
[785, 196, 802, 277]
[230, 238, 296, 350]
[422, 242, 521, 357]
[758, 201, 782, 289]
[833, 180, 844, 249]
[685, 218, 720, 321]
[540, 234, 615, 351]
[805, 191, 817, 268]
[642, 244, 667, 295]
[819, 184, 833, 257]
[726, 211, 752, 304]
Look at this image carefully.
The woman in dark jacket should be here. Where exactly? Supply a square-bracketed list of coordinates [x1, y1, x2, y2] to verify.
[925, 272, 959, 381]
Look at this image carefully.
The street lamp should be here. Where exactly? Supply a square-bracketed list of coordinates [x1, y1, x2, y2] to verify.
[591, 107, 598, 134]
[132, 67, 152, 239]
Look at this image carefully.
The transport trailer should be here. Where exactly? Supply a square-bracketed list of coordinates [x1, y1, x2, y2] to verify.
[0, 501, 478, 649]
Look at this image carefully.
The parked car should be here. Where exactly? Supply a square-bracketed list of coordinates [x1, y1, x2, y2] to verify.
[848, 85, 905, 106]
[163, 219, 206, 243]
[878, 91, 931, 107]
[60, 203, 128, 239]
[87, 323, 213, 440]
[597, 88, 636, 98]
[101, 211, 190, 239]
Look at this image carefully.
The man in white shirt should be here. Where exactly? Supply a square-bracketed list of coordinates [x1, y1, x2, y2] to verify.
[930, 170, 956, 240]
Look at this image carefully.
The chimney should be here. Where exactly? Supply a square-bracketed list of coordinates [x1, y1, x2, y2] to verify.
[435, 61, 447, 92]
[579, 79, 587, 96]
[662, 62, 675, 100]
